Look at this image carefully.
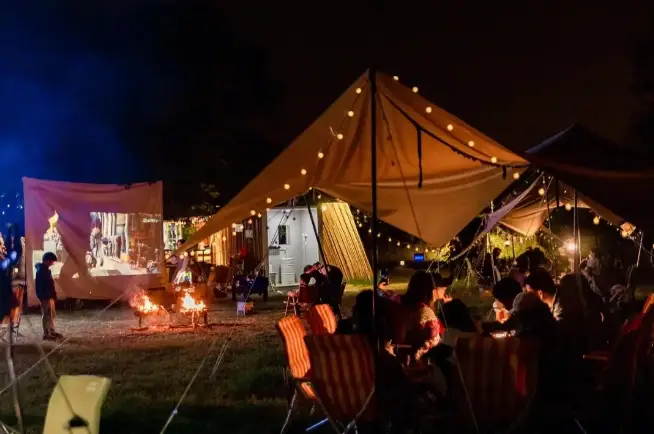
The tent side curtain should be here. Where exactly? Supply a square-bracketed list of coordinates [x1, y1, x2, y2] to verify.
[176, 71, 528, 254]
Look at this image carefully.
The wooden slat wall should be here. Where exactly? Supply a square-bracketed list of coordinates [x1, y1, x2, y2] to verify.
[320, 202, 372, 281]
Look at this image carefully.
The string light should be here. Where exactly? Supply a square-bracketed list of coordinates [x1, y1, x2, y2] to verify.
[468, 141, 475, 148]
[317, 194, 322, 199]
[250, 210, 256, 216]
[412, 86, 419, 93]
[284, 184, 290, 190]
[377, 233, 381, 238]
[368, 228, 372, 234]
[232, 231, 237, 236]
[565, 203, 572, 211]
[396, 241, 401, 246]
[447, 124, 454, 131]
[414, 247, 419, 252]
[266, 197, 272, 204]
[513, 172, 520, 180]
[355, 87, 362, 94]
[538, 188, 545, 196]
[231, 223, 237, 228]
[347, 110, 354, 117]
[425, 106, 432, 113]
[393, 76, 399, 81]
[317, 151, 324, 159]
[400, 260, 405, 266]
[491, 157, 498, 163]
[321, 204, 327, 212]
[388, 237, 392, 242]
[247, 219, 253, 224]
[336, 133, 344, 140]
[222, 236, 227, 241]
[301, 169, 307, 175]
[593, 216, 600, 225]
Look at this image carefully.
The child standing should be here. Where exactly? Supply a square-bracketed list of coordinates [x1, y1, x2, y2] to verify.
[35, 252, 62, 340]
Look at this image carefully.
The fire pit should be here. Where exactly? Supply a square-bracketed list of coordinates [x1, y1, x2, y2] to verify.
[129, 285, 210, 330]
[176, 291, 208, 328]
[130, 290, 169, 329]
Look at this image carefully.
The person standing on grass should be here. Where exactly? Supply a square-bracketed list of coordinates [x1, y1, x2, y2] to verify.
[35, 252, 62, 340]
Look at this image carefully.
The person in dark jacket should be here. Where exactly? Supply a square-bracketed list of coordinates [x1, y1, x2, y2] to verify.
[35, 252, 62, 340]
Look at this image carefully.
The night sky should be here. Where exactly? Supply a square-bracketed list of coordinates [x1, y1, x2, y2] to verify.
[0, 1, 651, 217]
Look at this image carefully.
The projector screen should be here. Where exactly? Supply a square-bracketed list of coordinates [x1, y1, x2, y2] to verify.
[33, 212, 162, 279]
[23, 178, 164, 305]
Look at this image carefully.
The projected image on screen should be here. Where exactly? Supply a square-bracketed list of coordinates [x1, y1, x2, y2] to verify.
[34, 211, 162, 278]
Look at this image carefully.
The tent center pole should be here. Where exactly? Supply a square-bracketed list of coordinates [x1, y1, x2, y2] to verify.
[370, 67, 379, 354]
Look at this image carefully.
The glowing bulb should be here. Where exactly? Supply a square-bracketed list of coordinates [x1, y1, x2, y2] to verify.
[321, 204, 327, 212]
[318, 151, 324, 159]
[513, 172, 520, 180]
[222, 236, 227, 241]
[425, 106, 432, 113]
[301, 168, 307, 175]
[250, 210, 256, 216]
[336, 133, 344, 140]
[355, 87, 362, 94]
[232, 231, 237, 236]
[317, 194, 322, 199]
[593, 216, 600, 225]
[247, 219, 253, 224]
[388, 237, 392, 242]
[565, 241, 576, 253]
[377, 233, 381, 238]
[284, 184, 290, 190]
[266, 197, 272, 204]
[447, 124, 454, 131]
[231, 223, 237, 228]
[565, 203, 572, 211]
[393, 76, 399, 81]
[412, 86, 418, 93]
[468, 141, 475, 147]
[358, 223, 363, 228]
[400, 260, 405, 266]
[368, 228, 372, 234]
[406, 244, 411, 249]
[538, 188, 545, 196]
[414, 247, 419, 252]
[491, 157, 498, 163]
[347, 110, 354, 117]
[396, 241, 401, 246]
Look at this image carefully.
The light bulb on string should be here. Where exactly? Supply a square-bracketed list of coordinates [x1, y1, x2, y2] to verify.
[388, 237, 392, 242]
[232, 231, 237, 236]
[222, 236, 227, 241]
[565, 203, 572, 211]
[468, 141, 475, 148]
[412, 86, 418, 93]
[425, 106, 432, 113]
[593, 216, 600, 225]
[538, 188, 545, 196]
[250, 210, 256, 216]
[347, 110, 354, 117]
[491, 157, 497, 163]
[396, 241, 401, 246]
[414, 247, 419, 252]
[513, 172, 520, 180]
[377, 233, 381, 238]
[317, 151, 324, 159]
[321, 204, 327, 212]
[393, 76, 399, 81]
[301, 168, 307, 175]
[447, 124, 454, 131]
[248, 219, 253, 224]
[368, 228, 372, 234]
[284, 184, 290, 190]
[317, 194, 322, 199]
[356, 88, 362, 94]
[336, 133, 344, 140]
[266, 197, 272, 204]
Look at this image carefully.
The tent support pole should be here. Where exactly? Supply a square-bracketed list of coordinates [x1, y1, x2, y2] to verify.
[304, 199, 328, 269]
[637, 231, 644, 267]
[370, 67, 379, 354]
[573, 191, 579, 275]
[544, 178, 557, 278]
[511, 234, 516, 264]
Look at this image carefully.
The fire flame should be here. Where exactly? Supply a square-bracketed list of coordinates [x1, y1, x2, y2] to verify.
[179, 292, 206, 313]
[130, 293, 163, 315]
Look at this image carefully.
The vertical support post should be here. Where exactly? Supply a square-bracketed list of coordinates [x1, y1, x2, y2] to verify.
[370, 67, 379, 354]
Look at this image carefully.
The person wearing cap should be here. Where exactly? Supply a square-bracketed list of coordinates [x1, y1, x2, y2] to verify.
[35, 251, 62, 340]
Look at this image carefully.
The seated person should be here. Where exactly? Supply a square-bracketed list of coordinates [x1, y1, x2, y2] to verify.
[398, 271, 441, 361]
[560, 273, 610, 351]
[481, 277, 523, 334]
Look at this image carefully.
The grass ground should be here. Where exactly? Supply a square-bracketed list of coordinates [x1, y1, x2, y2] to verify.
[0, 278, 416, 434]
[0, 272, 491, 433]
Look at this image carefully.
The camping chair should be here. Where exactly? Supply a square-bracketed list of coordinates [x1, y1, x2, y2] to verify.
[285, 284, 319, 317]
[276, 316, 321, 433]
[305, 305, 337, 335]
[451, 336, 539, 433]
[0, 286, 25, 343]
[303, 334, 375, 433]
[43, 375, 111, 434]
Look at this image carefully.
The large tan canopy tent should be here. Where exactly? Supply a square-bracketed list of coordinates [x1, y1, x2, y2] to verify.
[177, 71, 528, 253]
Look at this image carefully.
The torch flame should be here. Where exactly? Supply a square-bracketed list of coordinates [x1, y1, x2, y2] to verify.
[179, 292, 206, 313]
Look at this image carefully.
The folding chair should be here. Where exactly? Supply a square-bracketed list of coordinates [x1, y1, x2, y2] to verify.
[304, 334, 375, 433]
[305, 305, 337, 335]
[43, 375, 111, 434]
[284, 289, 299, 317]
[452, 336, 539, 433]
[0, 287, 24, 343]
[276, 316, 320, 433]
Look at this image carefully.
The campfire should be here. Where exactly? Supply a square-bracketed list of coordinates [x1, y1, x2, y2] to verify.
[130, 292, 164, 316]
[128, 286, 210, 330]
[179, 292, 207, 313]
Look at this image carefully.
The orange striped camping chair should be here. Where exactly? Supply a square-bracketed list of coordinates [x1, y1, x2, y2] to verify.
[452, 336, 539, 433]
[306, 304, 338, 335]
[304, 334, 375, 432]
[643, 293, 654, 314]
[276, 316, 319, 433]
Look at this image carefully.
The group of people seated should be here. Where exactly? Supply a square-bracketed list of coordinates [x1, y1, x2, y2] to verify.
[323, 252, 645, 432]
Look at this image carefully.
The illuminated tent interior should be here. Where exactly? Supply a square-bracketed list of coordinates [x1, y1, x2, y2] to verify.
[178, 71, 528, 254]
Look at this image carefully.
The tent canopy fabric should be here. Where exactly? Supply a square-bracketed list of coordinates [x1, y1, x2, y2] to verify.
[524, 124, 654, 235]
[178, 71, 528, 253]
